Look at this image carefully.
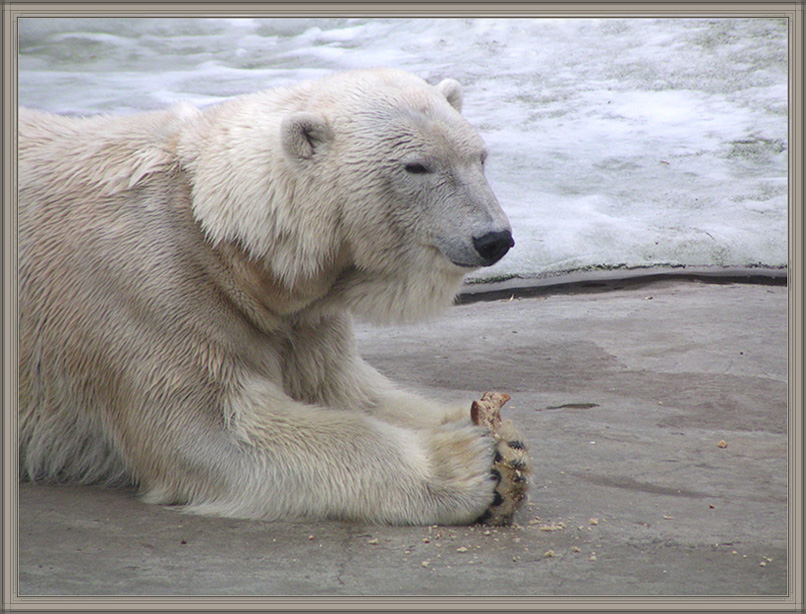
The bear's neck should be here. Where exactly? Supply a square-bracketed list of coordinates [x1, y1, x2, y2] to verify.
[315, 262, 467, 326]
[207, 238, 352, 332]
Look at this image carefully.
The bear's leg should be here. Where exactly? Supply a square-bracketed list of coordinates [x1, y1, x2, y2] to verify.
[281, 312, 471, 428]
[140, 380, 500, 526]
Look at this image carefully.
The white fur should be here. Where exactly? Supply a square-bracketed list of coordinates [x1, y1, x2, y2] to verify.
[18, 68, 511, 525]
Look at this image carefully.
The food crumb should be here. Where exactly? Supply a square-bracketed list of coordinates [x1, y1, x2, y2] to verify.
[456, 546, 469, 553]
[589, 518, 599, 526]
[544, 550, 556, 558]
[717, 440, 728, 448]
[571, 546, 581, 553]
[421, 560, 430, 568]
[367, 538, 379, 545]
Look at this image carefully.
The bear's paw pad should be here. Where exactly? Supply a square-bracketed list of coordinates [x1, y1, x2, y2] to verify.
[471, 392, 530, 526]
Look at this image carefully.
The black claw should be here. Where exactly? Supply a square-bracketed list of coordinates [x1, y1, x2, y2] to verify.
[513, 474, 527, 483]
[507, 440, 525, 450]
[490, 468, 502, 486]
[474, 509, 492, 524]
[491, 490, 504, 507]
[494, 449, 503, 463]
[511, 459, 527, 470]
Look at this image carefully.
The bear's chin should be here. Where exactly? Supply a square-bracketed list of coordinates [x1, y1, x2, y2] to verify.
[327, 264, 468, 326]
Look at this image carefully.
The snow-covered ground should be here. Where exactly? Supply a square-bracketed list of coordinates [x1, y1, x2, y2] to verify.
[17, 17, 788, 283]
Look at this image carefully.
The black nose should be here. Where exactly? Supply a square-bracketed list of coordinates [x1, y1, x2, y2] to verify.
[472, 230, 514, 266]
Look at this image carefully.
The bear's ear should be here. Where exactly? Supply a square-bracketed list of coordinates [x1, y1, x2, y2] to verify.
[435, 78, 463, 113]
[281, 112, 332, 161]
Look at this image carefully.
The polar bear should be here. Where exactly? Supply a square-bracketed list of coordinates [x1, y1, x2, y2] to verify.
[18, 68, 518, 525]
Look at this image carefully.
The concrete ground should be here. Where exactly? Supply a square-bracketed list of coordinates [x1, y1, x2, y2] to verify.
[14, 278, 792, 608]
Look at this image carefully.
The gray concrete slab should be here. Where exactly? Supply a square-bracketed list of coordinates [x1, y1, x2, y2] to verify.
[15, 279, 789, 601]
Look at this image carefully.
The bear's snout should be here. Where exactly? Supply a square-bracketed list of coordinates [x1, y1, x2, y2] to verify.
[472, 230, 514, 267]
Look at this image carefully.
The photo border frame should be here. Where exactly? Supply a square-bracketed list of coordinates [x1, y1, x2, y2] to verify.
[2, 2, 802, 612]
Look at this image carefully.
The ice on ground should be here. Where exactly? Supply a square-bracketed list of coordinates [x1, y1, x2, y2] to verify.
[17, 17, 789, 282]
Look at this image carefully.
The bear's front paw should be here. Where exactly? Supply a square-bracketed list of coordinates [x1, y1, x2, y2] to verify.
[470, 392, 531, 526]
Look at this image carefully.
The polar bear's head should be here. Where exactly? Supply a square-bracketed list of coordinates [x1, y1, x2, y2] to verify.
[280, 69, 512, 271]
[280, 69, 513, 322]
[181, 68, 512, 323]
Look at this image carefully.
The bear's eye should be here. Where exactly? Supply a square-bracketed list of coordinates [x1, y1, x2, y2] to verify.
[404, 162, 432, 174]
